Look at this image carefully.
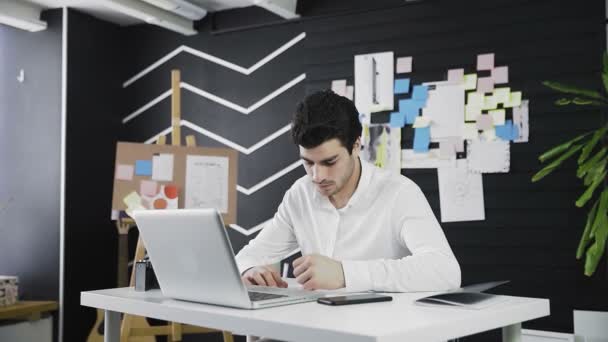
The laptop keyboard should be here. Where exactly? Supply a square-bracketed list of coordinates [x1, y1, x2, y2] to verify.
[248, 291, 288, 302]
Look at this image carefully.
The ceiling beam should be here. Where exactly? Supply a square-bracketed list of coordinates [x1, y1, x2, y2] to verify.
[253, 0, 299, 19]
[0, 0, 47, 32]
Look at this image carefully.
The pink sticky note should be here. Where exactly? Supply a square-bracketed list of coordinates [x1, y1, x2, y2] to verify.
[396, 56, 413, 73]
[477, 53, 495, 71]
[476, 114, 493, 130]
[140, 180, 158, 197]
[491, 66, 509, 84]
[477, 76, 494, 93]
[115, 164, 133, 180]
[447, 69, 464, 83]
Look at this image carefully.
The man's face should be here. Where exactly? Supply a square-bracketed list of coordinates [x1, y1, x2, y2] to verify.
[300, 138, 360, 197]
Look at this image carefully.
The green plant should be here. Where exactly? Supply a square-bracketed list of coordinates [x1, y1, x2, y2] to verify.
[533, 53, 608, 277]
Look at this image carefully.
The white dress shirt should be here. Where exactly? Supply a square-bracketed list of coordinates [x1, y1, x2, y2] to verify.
[235, 160, 461, 292]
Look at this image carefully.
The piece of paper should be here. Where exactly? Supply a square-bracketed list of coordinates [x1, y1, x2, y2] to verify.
[477, 53, 495, 71]
[463, 123, 479, 140]
[476, 115, 493, 130]
[463, 74, 477, 90]
[439, 140, 456, 159]
[493, 87, 511, 104]
[446, 136, 465, 153]
[421, 81, 465, 140]
[394, 78, 410, 94]
[140, 180, 158, 197]
[482, 128, 496, 141]
[491, 66, 509, 84]
[482, 94, 498, 110]
[467, 92, 484, 108]
[185, 155, 230, 213]
[447, 69, 464, 83]
[152, 153, 174, 181]
[413, 126, 431, 153]
[413, 116, 431, 128]
[477, 76, 494, 93]
[123, 191, 142, 208]
[467, 140, 510, 173]
[389, 111, 406, 128]
[512, 100, 529, 143]
[396, 56, 413, 73]
[135, 160, 152, 176]
[504, 91, 522, 108]
[489, 109, 506, 126]
[412, 85, 429, 101]
[331, 79, 347, 97]
[345, 85, 354, 100]
[111, 209, 119, 220]
[437, 159, 485, 222]
[401, 149, 456, 169]
[355, 52, 395, 114]
[361, 124, 401, 173]
[465, 105, 481, 121]
[495, 120, 514, 141]
[115, 164, 134, 181]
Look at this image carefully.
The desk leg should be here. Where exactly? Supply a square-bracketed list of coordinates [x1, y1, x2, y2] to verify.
[502, 323, 522, 342]
[104, 310, 120, 342]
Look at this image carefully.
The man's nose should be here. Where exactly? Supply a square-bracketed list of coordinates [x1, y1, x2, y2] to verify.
[312, 165, 326, 182]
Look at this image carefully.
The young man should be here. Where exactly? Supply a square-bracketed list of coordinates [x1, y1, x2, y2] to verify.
[235, 90, 461, 292]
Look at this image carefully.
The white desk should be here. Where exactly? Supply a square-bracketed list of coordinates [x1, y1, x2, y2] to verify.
[81, 286, 549, 342]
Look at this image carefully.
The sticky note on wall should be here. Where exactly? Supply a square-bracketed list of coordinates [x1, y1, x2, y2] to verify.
[115, 164, 134, 180]
[135, 160, 152, 176]
[413, 126, 431, 153]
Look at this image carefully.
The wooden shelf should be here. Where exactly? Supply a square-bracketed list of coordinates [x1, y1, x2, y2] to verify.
[0, 301, 58, 320]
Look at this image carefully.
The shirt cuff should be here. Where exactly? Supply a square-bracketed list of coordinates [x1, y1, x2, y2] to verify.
[341, 260, 374, 292]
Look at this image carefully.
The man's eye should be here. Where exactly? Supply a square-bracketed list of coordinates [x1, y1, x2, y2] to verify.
[324, 161, 336, 166]
[304, 161, 313, 166]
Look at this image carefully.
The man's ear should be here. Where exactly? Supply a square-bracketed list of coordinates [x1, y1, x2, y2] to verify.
[352, 137, 362, 156]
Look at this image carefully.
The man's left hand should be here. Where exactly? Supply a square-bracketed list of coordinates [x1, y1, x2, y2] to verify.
[292, 254, 345, 290]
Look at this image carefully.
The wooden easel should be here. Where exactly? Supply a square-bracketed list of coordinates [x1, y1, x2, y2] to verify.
[119, 70, 235, 342]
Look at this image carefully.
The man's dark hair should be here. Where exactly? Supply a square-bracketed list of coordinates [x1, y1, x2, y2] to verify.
[291, 90, 362, 153]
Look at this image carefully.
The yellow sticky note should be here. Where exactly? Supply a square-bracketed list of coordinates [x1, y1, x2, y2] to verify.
[465, 105, 481, 121]
[463, 74, 477, 90]
[463, 123, 479, 140]
[482, 94, 498, 110]
[493, 87, 511, 104]
[505, 91, 522, 108]
[489, 109, 506, 126]
[482, 128, 497, 141]
[467, 92, 484, 107]
[123, 191, 141, 208]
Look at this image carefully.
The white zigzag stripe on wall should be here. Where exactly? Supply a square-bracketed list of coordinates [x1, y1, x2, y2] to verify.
[236, 160, 302, 196]
[123, 73, 306, 124]
[123, 32, 307, 88]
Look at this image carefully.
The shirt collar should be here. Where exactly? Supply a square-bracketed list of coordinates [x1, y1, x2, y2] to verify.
[312, 157, 372, 210]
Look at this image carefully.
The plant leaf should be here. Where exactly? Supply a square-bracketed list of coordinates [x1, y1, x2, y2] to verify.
[532, 144, 583, 182]
[543, 81, 606, 100]
[579, 126, 608, 164]
[584, 189, 608, 276]
[577, 198, 600, 259]
[603, 52, 608, 75]
[538, 132, 592, 163]
[602, 72, 608, 96]
[584, 159, 606, 186]
[555, 98, 571, 106]
[577, 147, 607, 178]
[575, 170, 607, 207]
[572, 97, 593, 105]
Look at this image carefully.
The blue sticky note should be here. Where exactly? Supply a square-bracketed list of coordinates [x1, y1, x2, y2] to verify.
[413, 127, 431, 152]
[399, 99, 423, 124]
[412, 85, 429, 101]
[135, 160, 153, 176]
[394, 78, 410, 94]
[495, 120, 513, 141]
[389, 112, 406, 128]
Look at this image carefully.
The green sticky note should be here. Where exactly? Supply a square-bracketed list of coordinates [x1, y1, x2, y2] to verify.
[493, 87, 511, 104]
[489, 109, 506, 126]
[504, 91, 522, 108]
[464, 74, 478, 90]
[467, 92, 484, 107]
[465, 105, 481, 121]
[482, 94, 498, 110]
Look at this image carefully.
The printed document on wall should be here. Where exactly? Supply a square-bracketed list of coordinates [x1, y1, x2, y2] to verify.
[185, 155, 229, 213]
[354, 52, 394, 117]
[438, 159, 485, 222]
[422, 81, 465, 140]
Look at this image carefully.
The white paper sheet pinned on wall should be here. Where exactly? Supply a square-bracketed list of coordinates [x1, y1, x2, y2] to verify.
[467, 140, 510, 173]
[513, 100, 529, 143]
[401, 149, 456, 169]
[345, 85, 354, 101]
[331, 79, 347, 97]
[362, 124, 401, 174]
[421, 81, 465, 140]
[437, 159, 485, 222]
[355, 52, 395, 114]
[185, 155, 229, 213]
[152, 153, 174, 181]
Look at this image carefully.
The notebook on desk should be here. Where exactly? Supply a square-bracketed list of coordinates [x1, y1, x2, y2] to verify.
[415, 280, 510, 310]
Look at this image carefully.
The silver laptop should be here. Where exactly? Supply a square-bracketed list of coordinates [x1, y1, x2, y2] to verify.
[132, 208, 323, 309]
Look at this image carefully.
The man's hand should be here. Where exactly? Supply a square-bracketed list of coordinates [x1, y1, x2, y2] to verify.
[241, 265, 288, 288]
[292, 254, 345, 290]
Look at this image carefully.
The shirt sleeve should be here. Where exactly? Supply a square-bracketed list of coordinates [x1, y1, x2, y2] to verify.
[341, 181, 461, 292]
[234, 189, 299, 275]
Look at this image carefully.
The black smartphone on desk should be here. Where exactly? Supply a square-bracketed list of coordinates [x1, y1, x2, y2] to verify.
[317, 294, 393, 306]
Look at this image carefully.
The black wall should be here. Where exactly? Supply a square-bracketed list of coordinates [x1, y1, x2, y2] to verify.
[116, 0, 608, 339]
[63, 9, 124, 342]
[0, 9, 62, 301]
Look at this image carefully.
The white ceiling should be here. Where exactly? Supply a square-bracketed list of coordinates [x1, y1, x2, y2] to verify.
[25, 0, 254, 25]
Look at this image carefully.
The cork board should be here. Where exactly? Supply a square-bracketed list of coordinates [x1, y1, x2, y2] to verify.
[111, 142, 238, 225]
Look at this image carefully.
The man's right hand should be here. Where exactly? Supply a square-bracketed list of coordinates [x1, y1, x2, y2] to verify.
[241, 265, 288, 288]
